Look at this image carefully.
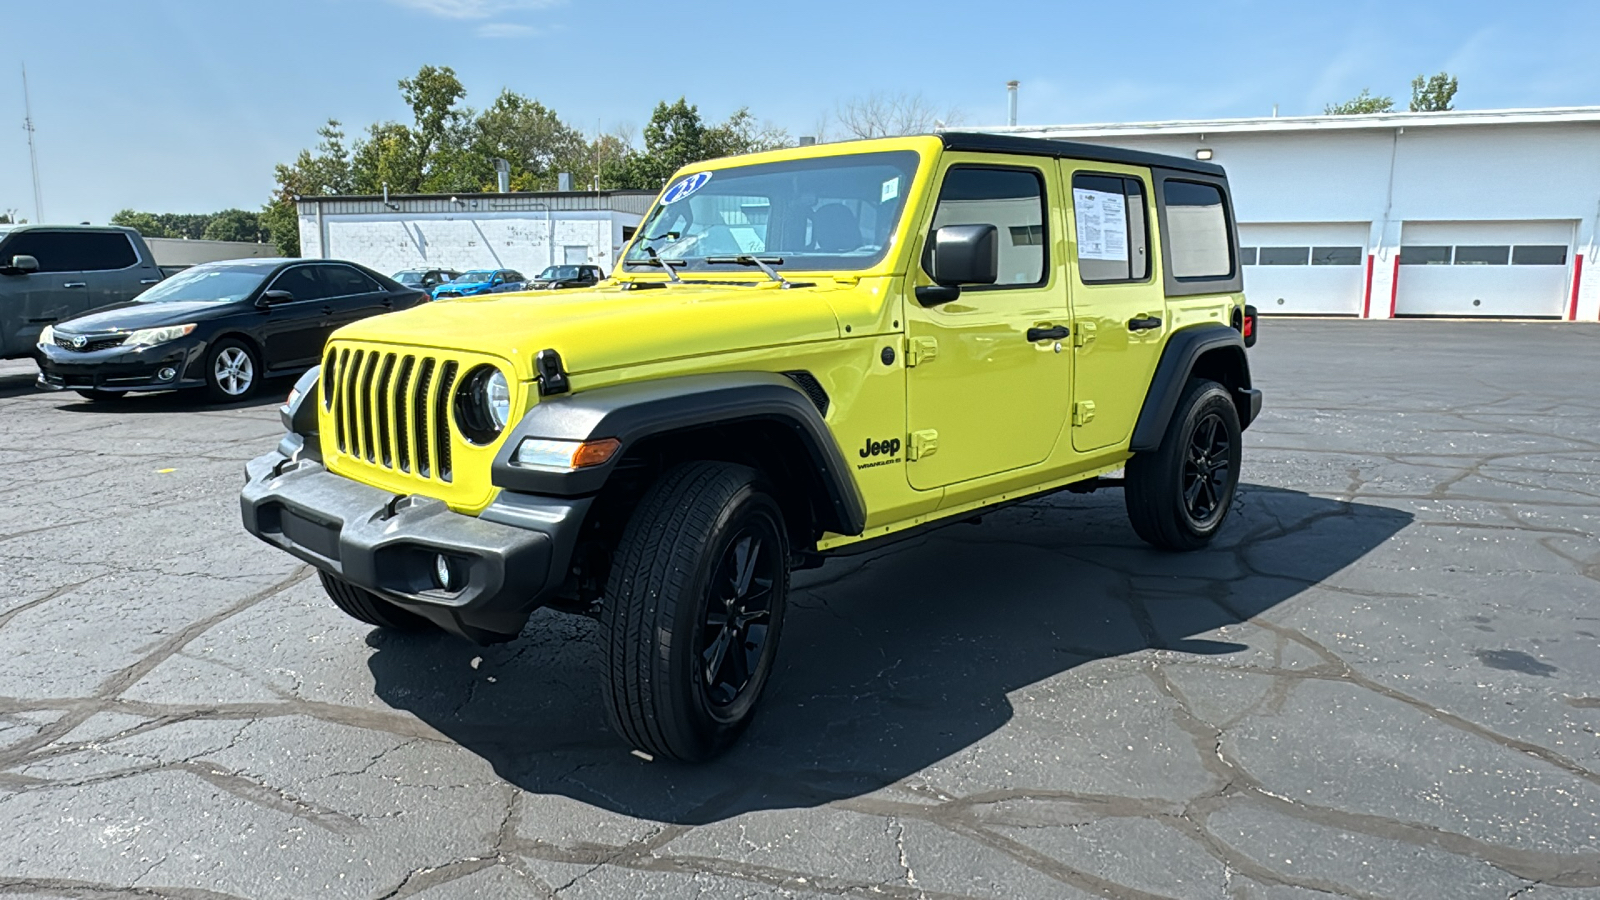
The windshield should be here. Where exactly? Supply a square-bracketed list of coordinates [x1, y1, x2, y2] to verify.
[136, 264, 272, 303]
[538, 266, 581, 280]
[623, 150, 921, 273]
[394, 271, 424, 284]
[454, 270, 495, 282]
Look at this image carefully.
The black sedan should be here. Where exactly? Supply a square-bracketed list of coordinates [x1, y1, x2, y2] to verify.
[34, 258, 426, 402]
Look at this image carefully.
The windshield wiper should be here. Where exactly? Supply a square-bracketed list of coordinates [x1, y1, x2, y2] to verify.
[704, 255, 789, 288]
[637, 246, 683, 283]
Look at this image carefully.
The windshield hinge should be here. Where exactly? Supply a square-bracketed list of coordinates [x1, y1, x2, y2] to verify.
[904, 336, 938, 367]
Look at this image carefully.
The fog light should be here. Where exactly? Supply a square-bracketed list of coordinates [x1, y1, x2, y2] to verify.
[434, 554, 455, 591]
[157, 367, 177, 382]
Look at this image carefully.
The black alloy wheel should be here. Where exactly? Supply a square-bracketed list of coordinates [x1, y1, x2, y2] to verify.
[700, 521, 782, 713]
[1125, 378, 1242, 552]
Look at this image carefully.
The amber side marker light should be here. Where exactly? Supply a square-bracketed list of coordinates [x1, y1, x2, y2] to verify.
[512, 437, 622, 470]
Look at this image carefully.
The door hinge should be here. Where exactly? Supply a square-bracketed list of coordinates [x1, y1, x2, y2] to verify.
[908, 429, 939, 461]
[904, 336, 938, 367]
[1074, 320, 1097, 348]
[1073, 401, 1097, 426]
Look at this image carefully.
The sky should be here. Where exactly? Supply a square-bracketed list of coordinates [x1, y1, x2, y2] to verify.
[3, 0, 1599, 225]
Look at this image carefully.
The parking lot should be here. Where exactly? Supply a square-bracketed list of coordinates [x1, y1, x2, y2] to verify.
[0, 320, 1596, 899]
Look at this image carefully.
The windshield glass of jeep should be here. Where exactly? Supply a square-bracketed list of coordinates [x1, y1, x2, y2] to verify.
[623, 150, 921, 273]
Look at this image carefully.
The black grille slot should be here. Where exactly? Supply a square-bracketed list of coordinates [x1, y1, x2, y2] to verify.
[783, 371, 830, 415]
[359, 351, 379, 462]
[323, 349, 338, 409]
[344, 349, 364, 458]
[434, 361, 457, 483]
[375, 354, 396, 468]
[333, 349, 348, 452]
[414, 359, 435, 478]
[393, 356, 415, 473]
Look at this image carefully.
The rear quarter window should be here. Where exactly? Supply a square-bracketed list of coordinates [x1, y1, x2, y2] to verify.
[1155, 173, 1243, 298]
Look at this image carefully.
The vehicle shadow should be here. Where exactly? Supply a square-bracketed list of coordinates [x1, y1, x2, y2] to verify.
[47, 377, 295, 413]
[366, 484, 1412, 825]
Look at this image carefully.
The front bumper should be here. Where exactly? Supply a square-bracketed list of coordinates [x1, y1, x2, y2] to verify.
[35, 340, 205, 392]
[240, 450, 591, 643]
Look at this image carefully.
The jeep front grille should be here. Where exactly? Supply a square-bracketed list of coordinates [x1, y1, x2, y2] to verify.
[319, 341, 519, 510]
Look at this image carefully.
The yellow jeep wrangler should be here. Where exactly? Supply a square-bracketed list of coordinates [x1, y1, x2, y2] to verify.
[241, 133, 1261, 760]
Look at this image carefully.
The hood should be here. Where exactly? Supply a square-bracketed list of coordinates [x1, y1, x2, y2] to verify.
[333, 282, 847, 380]
[58, 300, 234, 333]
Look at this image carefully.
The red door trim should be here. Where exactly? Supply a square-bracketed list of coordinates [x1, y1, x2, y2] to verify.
[1568, 253, 1585, 321]
[1387, 254, 1401, 318]
[1361, 254, 1375, 318]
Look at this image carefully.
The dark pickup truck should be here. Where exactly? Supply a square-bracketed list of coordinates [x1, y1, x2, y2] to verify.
[0, 225, 165, 359]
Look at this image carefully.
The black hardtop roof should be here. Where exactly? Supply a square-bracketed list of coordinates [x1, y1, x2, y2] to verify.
[938, 132, 1226, 177]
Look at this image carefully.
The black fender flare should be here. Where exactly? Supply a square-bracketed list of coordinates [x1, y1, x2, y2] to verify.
[490, 372, 867, 536]
[1129, 324, 1259, 452]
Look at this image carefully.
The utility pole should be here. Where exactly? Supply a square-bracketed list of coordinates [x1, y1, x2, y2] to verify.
[22, 64, 44, 223]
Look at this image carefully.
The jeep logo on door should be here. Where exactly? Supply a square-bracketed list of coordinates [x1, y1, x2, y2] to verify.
[860, 437, 901, 458]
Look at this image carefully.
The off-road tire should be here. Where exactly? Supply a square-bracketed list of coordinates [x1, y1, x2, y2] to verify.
[205, 338, 259, 402]
[74, 390, 127, 402]
[600, 461, 790, 762]
[1125, 378, 1242, 552]
[319, 570, 437, 632]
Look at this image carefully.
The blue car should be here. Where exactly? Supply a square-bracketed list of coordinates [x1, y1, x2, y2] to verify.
[431, 268, 526, 299]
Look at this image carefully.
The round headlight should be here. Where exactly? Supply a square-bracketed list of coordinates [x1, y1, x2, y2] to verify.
[453, 365, 511, 445]
[487, 370, 510, 429]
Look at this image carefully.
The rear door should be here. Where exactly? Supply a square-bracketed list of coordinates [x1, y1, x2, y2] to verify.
[80, 231, 161, 308]
[258, 265, 335, 368]
[1062, 164, 1167, 452]
[320, 264, 393, 338]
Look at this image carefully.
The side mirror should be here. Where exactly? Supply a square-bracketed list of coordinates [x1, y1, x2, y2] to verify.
[917, 224, 998, 307]
[256, 289, 294, 308]
[2, 254, 40, 275]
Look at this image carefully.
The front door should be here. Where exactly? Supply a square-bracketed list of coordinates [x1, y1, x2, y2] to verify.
[1062, 164, 1168, 452]
[905, 157, 1072, 491]
[0, 230, 97, 346]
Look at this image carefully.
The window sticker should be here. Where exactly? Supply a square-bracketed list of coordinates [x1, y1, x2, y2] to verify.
[661, 171, 713, 204]
[881, 177, 900, 204]
[1073, 188, 1128, 262]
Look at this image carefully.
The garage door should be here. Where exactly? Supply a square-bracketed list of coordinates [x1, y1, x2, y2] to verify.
[1395, 221, 1575, 318]
[1239, 223, 1369, 316]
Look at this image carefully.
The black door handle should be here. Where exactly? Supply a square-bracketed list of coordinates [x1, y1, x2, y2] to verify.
[1128, 315, 1162, 331]
[1027, 325, 1070, 342]
[322, 305, 335, 315]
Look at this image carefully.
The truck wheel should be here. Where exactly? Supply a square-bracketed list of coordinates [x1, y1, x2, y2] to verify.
[600, 462, 790, 762]
[1125, 378, 1241, 552]
[206, 338, 258, 402]
[318, 571, 436, 633]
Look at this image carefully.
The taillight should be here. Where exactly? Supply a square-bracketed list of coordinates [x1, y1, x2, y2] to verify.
[1242, 304, 1258, 347]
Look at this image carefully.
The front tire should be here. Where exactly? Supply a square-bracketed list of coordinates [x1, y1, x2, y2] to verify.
[205, 338, 259, 402]
[318, 571, 437, 633]
[1125, 378, 1242, 552]
[600, 462, 790, 762]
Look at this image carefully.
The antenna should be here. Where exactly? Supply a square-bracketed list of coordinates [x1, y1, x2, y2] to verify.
[22, 64, 44, 223]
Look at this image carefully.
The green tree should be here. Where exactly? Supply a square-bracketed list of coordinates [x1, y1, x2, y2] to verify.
[260, 201, 299, 258]
[1325, 89, 1395, 115]
[111, 209, 171, 237]
[265, 119, 354, 256]
[705, 107, 791, 158]
[469, 89, 590, 191]
[1410, 72, 1458, 112]
[203, 209, 266, 242]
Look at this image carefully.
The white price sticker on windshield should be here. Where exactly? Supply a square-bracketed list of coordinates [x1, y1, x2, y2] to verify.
[881, 177, 900, 203]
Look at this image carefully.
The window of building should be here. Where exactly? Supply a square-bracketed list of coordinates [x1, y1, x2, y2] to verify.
[1071, 173, 1150, 283]
[1399, 246, 1452, 265]
[1511, 245, 1568, 266]
[1311, 246, 1363, 266]
[1453, 245, 1510, 266]
[1259, 246, 1309, 266]
[1239, 247, 1258, 266]
[1161, 181, 1232, 279]
[928, 166, 1047, 287]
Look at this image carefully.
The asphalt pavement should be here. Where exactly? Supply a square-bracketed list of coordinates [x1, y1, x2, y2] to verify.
[0, 320, 1597, 899]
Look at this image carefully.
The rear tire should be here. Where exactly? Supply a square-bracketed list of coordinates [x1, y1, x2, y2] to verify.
[319, 571, 437, 632]
[599, 462, 790, 762]
[1125, 378, 1242, 552]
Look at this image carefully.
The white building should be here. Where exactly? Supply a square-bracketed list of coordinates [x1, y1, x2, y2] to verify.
[974, 107, 1600, 320]
[296, 190, 656, 278]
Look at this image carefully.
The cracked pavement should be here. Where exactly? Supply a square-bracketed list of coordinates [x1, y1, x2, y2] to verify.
[0, 320, 1598, 899]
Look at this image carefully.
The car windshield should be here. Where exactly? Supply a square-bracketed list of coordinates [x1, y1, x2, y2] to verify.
[394, 271, 425, 284]
[136, 264, 273, 303]
[623, 150, 921, 273]
[538, 266, 581, 280]
[454, 270, 495, 282]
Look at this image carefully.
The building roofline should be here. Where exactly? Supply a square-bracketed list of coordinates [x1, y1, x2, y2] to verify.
[962, 106, 1600, 139]
[294, 189, 656, 203]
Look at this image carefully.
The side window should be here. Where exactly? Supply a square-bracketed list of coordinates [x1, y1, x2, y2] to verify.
[268, 266, 332, 301]
[319, 265, 379, 296]
[1162, 181, 1233, 279]
[77, 233, 139, 270]
[927, 166, 1047, 287]
[1, 232, 91, 273]
[1072, 173, 1150, 283]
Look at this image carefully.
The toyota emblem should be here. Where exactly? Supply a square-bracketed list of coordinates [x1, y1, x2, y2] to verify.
[71, 335, 87, 349]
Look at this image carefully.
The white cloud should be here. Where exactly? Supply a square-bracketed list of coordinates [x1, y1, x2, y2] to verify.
[383, 0, 561, 20]
[476, 21, 538, 37]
